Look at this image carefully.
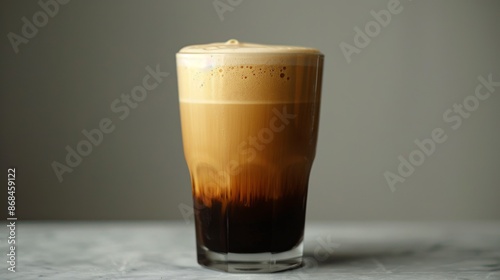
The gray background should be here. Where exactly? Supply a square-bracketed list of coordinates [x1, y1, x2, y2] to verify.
[1, 0, 499, 221]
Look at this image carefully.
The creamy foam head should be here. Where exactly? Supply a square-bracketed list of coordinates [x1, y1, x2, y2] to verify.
[176, 40, 323, 103]
[178, 39, 321, 54]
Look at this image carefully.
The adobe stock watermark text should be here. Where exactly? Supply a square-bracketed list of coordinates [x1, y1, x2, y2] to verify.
[6, 168, 17, 272]
[213, 0, 243, 21]
[51, 65, 169, 182]
[340, 0, 412, 64]
[7, 0, 70, 54]
[385, 73, 499, 192]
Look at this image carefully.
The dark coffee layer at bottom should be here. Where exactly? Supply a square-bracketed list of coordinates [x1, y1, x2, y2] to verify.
[193, 192, 307, 254]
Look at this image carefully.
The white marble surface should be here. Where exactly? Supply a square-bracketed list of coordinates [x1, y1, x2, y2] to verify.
[0, 221, 499, 279]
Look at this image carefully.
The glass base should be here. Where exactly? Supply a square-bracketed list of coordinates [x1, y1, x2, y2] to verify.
[197, 242, 303, 273]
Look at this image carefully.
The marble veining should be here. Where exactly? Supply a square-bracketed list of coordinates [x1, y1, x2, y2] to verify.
[0, 221, 499, 279]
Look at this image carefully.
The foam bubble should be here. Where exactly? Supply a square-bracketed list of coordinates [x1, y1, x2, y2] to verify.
[176, 40, 323, 103]
[178, 39, 321, 54]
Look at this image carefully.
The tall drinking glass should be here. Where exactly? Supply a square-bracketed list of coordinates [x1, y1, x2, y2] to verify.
[176, 40, 324, 273]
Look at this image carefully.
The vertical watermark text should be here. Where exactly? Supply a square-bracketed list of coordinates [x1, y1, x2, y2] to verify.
[6, 168, 17, 272]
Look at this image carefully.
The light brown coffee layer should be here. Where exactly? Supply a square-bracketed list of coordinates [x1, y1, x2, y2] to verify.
[180, 101, 320, 207]
[177, 43, 323, 206]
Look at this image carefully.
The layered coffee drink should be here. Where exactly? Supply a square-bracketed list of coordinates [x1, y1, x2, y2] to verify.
[177, 40, 323, 272]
